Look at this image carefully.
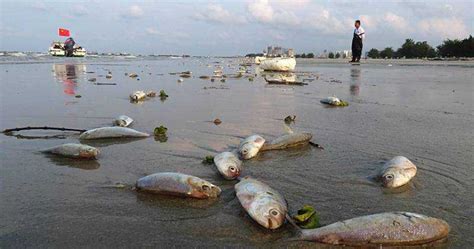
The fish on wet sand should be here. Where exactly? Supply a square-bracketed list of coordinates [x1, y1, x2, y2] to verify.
[136, 172, 221, 199]
[130, 91, 146, 101]
[261, 132, 313, 151]
[113, 115, 134, 127]
[42, 143, 99, 159]
[239, 135, 265, 159]
[297, 212, 450, 246]
[213, 151, 242, 180]
[378, 156, 417, 188]
[79, 127, 149, 140]
[235, 177, 287, 229]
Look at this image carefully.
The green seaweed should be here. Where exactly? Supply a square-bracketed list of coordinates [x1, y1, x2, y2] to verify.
[202, 155, 214, 164]
[336, 101, 349, 106]
[159, 90, 169, 100]
[293, 204, 320, 229]
[154, 125, 168, 136]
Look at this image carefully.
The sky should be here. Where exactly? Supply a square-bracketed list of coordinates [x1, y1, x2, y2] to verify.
[0, 0, 472, 55]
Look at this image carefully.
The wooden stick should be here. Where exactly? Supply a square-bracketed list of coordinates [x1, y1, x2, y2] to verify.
[2, 126, 87, 134]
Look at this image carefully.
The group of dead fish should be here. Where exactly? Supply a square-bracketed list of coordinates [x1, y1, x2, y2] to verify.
[41, 112, 449, 246]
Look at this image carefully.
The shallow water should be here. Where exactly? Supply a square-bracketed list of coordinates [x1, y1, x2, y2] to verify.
[0, 56, 473, 248]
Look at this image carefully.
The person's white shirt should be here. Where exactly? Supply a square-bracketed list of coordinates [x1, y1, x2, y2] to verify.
[354, 26, 365, 41]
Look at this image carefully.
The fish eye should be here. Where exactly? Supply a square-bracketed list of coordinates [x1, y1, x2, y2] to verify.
[229, 167, 236, 172]
[202, 185, 210, 191]
[385, 175, 394, 180]
[270, 209, 279, 216]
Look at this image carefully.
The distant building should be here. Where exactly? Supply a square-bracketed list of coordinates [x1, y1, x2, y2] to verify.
[266, 45, 294, 57]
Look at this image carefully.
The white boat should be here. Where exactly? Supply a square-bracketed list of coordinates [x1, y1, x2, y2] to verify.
[259, 57, 296, 72]
[48, 41, 86, 57]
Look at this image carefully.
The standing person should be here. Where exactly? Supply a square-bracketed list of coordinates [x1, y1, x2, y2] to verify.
[350, 20, 365, 62]
[64, 37, 75, 57]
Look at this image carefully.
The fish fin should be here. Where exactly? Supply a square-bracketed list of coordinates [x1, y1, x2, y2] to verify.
[309, 141, 324, 149]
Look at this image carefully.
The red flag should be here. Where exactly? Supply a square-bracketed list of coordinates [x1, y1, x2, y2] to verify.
[58, 28, 70, 37]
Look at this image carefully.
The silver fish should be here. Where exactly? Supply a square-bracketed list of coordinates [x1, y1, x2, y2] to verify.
[320, 96, 341, 105]
[79, 127, 149, 140]
[238, 135, 265, 159]
[261, 132, 312, 151]
[213, 151, 242, 180]
[378, 156, 417, 188]
[297, 212, 449, 246]
[113, 115, 134, 127]
[136, 172, 221, 199]
[235, 177, 287, 229]
[42, 143, 99, 159]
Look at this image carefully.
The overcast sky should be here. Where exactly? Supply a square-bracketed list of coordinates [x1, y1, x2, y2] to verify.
[1, 0, 472, 55]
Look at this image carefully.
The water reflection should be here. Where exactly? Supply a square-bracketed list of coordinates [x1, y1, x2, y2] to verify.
[45, 154, 100, 170]
[53, 64, 86, 95]
[350, 67, 361, 96]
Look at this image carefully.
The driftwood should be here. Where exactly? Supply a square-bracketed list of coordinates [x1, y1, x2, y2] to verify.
[2, 126, 87, 134]
[264, 78, 308, 86]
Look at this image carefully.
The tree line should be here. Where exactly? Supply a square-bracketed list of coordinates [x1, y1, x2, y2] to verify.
[367, 35, 473, 59]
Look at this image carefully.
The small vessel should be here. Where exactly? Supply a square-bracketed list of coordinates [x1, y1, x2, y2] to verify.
[48, 41, 86, 57]
[259, 57, 296, 72]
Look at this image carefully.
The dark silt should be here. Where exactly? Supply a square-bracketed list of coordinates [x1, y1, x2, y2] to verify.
[0, 57, 473, 248]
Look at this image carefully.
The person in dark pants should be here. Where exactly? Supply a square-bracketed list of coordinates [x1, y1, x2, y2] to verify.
[64, 37, 76, 57]
[351, 20, 365, 62]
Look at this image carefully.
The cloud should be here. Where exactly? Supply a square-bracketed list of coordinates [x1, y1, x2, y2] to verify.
[359, 15, 377, 30]
[306, 9, 347, 35]
[384, 12, 410, 33]
[72, 5, 89, 16]
[194, 4, 246, 24]
[418, 18, 469, 39]
[247, 0, 300, 26]
[31, 2, 48, 12]
[123, 5, 144, 18]
[146, 27, 161, 35]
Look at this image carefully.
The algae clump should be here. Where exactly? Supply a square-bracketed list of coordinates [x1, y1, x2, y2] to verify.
[293, 204, 320, 229]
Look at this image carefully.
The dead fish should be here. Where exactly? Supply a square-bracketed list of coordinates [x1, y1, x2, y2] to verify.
[320, 96, 341, 105]
[378, 156, 417, 188]
[238, 135, 265, 159]
[235, 177, 287, 229]
[42, 143, 99, 159]
[130, 91, 146, 101]
[213, 151, 242, 180]
[261, 132, 313, 151]
[113, 115, 134, 127]
[79, 127, 149, 140]
[296, 212, 449, 246]
[136, 172, 221, 199]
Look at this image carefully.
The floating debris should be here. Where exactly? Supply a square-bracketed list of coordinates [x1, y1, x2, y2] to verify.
[113, 115, 134, 127]
[177, 78, 184, 83]
[293, 205, 320, 229]
[213, 118, 222, 125]
[202, 155, 214, 164]
[220, 79, 226, 83]
[94, 82, 117, 85]
[128, 73, 138, 78]
[146, 91, 157, 97]
[159, 90, 168, 100]
[130, 91, 146, 101]
[75, 95, 82, 98]
[88, 78, 97, 82]
[199, 76, 211, 79]
[154, 125, 168, 136]
[284, 115, 296, 123]
[106, 73, 112, 79]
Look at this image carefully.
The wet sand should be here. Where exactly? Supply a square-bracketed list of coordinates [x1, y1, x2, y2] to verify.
[0, 57, 473, 248]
